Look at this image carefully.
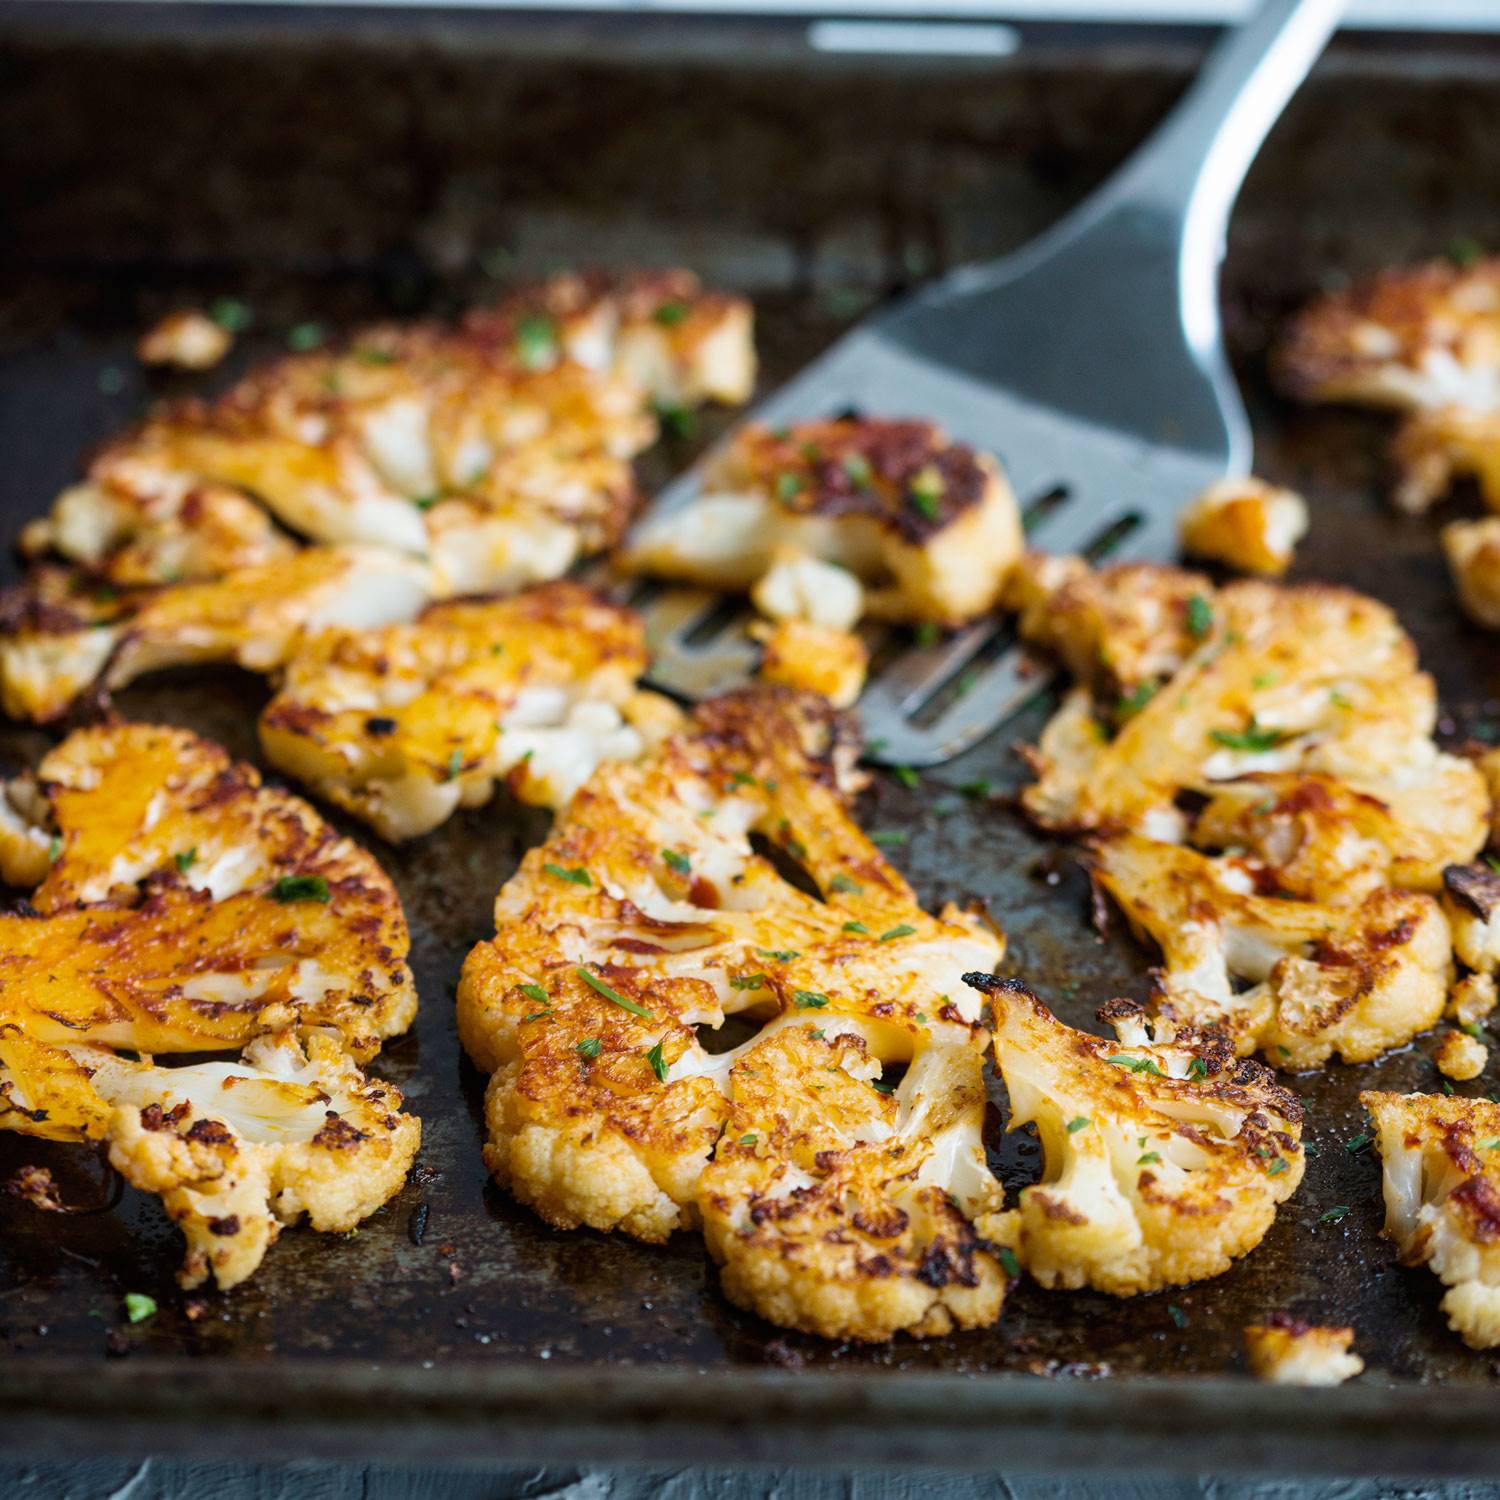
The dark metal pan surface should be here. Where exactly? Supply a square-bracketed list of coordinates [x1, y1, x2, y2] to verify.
[4, 19, 1500, 1474]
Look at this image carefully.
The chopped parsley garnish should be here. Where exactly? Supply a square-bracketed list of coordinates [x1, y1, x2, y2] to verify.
[174, 847, 197, 873]
[728, 771, 758, 789]
[1105, 1054, 1162, 1076]
[353, 346, 396, 366]
[576, 1037, 602, 1059]
[842, 921, 870, 936]
[870, 1078, 895, 1095]
[1318, 1205, 1351, 1224]
[413, 493, 441, 512]
[1208, 720, 1287, 753]
[955, 669, 979, 699]
[543, 862, 592, 887]
[1185, 1057, 1208, 1081]
[730, 974, 768, 990]
[209, 296, 252, 333]
[445, 749, 464, 782]
[652, 399, 695, 440]
[1463, 1021, 1487, 1040]
[47, 835, 62, 864]
[1185, 594, 1213, 640]
[1251, 670, 1279, 690]
[1166, 1304, 1189, 1330]
[879, 924, 916, 943]
[576, 967, 653, 1019]
[287, 321, 325, 351]
[1266, 1157, 1289, 1176]
[892, 765, 920, 790]
[513, 313, 558, 370]
[828, 873, 863, 894]
[661, 848, 692, 877]
[843, 453, 874, 489]
[908, 465, 944, 520]
[960, 779, 992, 801]
[1137, 1151, 1162, 1166]
[909, 491, 940, 522]
[1329, 689, 1353, 710]
[759, 948, 800, 962]
[914, 620, 939, 649]
[1344, 1130, 1374, 1154]
[997, 1247, 1021, 1279]
[1486, 854, 1500, 876]
[645, 1040, 669, 1082]
[271, 874, 330, 904]
[1065, 1116, 1090, 1134]
[1480, 1138, 1500, 1151]
[1451, 235, 1483, 268]
[738, 1132, 759, 1146]
[775, 471, 804, 503]
[123, 1293, 158, 1324]
[793, 990, 830, 1009]
[519, 983, 549, 1005]
[869, 829, 908, 848]
[1116, 682, 1156, 722]
[653, 299, 690, 326]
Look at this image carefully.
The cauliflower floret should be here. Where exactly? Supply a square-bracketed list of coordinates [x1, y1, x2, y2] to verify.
[1450, 972, 1498, 1027]
[751, 617, 869, 708]
[80, 1028, 418, 1289]
[0, 722, 415, 1060]
[457, 687, 1005, 1339]
[1393, 407, 1500, 516]
[1442, 863, 1500, 977]
[1178, 477, 1308, 578]
[137, 308, 235, 371]
[20, 474, 293, 588]
[1005, 555, 1212, 700]
[1020, 572, 1486, 871]
[0, 545, 433, 723]
[1437, 1028, 1488, 1081]
[1276, 256, 1500, 413]
[1443, 518, 1500, 630]
[463, 268, 756, 407]
[699, 1030, 1008, 1341]
[969, 976, 1303, 1296]
[1243, 1314, 1364, 1386]
[1092, 834, 1451, 1068]
[1362, 1090, 1500, 1349]
[750, 545, 865, 632]
[260, 581, 667, 839]
[623, 418, 1022, 626]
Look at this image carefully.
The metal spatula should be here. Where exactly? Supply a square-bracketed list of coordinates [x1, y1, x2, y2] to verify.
[628, 0, 1343, 767]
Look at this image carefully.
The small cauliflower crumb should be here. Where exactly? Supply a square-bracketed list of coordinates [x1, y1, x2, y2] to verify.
[1444, 518, 1500, 630]
[1178, 477, 1309, 578]
[1438, 1028, 1488, 1082]
[751, 618, 868, 709]
[1392, 407, 1500, 515]
[1244, 1314, 1364, 1386]
[1450, 971, 1499, 1027]
[751, 545, 865, 632]
[137, 309, 234, 371]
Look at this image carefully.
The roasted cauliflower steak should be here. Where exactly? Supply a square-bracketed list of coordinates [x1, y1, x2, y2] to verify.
[970, 977, 1303, 1297]
[0, 724, 419, 1289]
[24, 271, 753, 603]
[1363, 1090, 1500, 1349]
[622, 418, 1023, 627]
[456, 687, 1009, 1341]
[260, 580, 673, 840]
